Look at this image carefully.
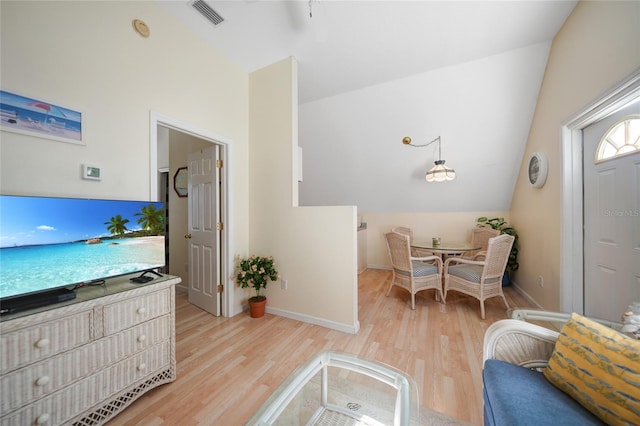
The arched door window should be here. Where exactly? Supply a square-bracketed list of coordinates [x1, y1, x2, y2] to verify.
[595, 115, 640, 163]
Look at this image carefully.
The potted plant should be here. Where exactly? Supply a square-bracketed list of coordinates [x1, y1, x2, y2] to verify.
[476, 217, 519, 286]
[235, 254, 279, 318]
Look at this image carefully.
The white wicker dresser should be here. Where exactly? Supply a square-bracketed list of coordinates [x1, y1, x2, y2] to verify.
[0, 274, 180, 426]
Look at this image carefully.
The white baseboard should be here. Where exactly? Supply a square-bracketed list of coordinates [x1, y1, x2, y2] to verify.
[265, 306, 360, 335]
[509, 279, 544, 310]
[367, 264, 391, 271]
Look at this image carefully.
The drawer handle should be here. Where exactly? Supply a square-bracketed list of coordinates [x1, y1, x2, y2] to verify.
[35, 376, 51, 387]
[138, 363, 147, 371]
[35, 413, 50, 424]
[137, 307, 146, 315]
[35, 338, 50, 349]
[137, 334, 147, 343]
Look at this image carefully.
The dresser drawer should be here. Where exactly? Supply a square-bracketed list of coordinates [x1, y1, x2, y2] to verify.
[102, 287, 171, 335]
[0, 342, 171, 426]
[0, 309, 93, 375]
[1, 315, 170, 414]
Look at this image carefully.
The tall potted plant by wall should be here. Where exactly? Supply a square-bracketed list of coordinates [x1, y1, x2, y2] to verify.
[235, 254, 279, 318]
[476, 217, 519, 286]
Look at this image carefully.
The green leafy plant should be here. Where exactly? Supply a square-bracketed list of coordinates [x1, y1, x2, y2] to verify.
[235, 255, 279, 301]
[476, 217, 519, 273]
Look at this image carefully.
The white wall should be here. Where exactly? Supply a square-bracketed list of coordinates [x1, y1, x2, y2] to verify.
[298, 43, 550, 212]
[1, 1, 359, 330]
[249, 58, 359, 333]
[510, 0, 640, 310]
[0, 1, 248, 201]
[298, 42, 548, 278]
[0, 1, 250, 301]
[157, 126, 169, 170]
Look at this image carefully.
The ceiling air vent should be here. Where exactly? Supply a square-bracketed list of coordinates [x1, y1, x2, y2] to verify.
[190, 0, 225, 26]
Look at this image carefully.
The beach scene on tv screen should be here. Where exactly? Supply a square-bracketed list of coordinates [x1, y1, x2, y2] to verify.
[0, 196, 165, 299]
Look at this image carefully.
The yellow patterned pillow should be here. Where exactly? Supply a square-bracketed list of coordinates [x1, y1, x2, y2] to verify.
[543, 312, 640, 426]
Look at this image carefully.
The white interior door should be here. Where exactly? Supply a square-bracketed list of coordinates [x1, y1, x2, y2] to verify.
[583, 102, 640, 321]
[187, 146, 221, 316]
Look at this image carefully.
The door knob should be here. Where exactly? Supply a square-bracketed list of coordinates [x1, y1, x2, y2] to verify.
[185, 234, 192, 239]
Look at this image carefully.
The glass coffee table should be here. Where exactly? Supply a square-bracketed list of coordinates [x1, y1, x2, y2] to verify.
[246, 351, 419, 425]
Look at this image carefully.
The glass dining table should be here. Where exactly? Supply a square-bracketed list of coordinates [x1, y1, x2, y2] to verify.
[410, 241, 481, 302]
[411, 241, 481, 258]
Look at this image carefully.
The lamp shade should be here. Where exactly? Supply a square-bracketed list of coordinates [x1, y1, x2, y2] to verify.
[425, 160, 456, 182]
[403, 135, 456, 182]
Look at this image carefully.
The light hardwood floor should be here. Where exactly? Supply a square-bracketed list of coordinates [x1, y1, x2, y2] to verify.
[111, 268, 536, 425]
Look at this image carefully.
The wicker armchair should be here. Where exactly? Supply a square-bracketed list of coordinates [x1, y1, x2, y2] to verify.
[483, 316, 559, 369]
[385, 231, 443, 310]
[443, 234, 514, 319]
[482, 310, 626, 425]
[464, 226, 500, 260]
[484, 308, 625, 367]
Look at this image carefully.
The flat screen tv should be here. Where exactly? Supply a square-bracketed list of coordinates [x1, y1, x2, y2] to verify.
[0, 195, 166, 314]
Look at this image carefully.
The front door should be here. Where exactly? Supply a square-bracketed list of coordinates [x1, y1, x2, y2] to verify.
[583, 101, 640, 321]
[187, 146, 221, 316]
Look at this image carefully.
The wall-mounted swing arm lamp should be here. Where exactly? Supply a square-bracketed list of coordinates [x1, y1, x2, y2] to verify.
[402, 135, 456, 182]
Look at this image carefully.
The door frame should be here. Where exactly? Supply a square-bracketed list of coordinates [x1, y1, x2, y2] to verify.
[560, 67, 640, 314]
[149, 111, 235, 317]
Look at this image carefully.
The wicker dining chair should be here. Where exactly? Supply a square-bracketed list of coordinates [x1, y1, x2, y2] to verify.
[391, 226, 433, 257]
[443, 234, 514, 319]
[384, 231, 443, 310]
[391, 226, 413, 241]
[463, 226, 500, 259]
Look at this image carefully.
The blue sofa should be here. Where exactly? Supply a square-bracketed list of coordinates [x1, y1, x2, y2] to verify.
[481, 310, 623, 426]
[483, 358, 604, 425]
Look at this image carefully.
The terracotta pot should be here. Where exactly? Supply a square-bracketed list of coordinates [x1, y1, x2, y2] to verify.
[249, 296, 267, 318]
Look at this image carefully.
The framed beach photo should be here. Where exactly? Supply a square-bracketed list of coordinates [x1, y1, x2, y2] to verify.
[0, 90, 83, 145]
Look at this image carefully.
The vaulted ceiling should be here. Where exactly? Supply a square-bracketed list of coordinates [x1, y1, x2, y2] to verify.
[157, 0, 578, 103]
[157, 1, 579, 212]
